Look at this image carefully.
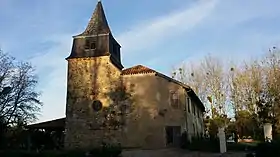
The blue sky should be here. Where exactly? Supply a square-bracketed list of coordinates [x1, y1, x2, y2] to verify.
[1, 0, 280, 122]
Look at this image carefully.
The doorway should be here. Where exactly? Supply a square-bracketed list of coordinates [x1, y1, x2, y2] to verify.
[165, 126, 181, 147]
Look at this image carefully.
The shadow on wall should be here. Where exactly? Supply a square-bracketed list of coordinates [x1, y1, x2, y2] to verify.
[66, 57, 184, 148]
[119, 73, 183, 149]
[65, 56, 103, 148]
[103, 66, 159, 148]
[155, 76, 186, 147]
[102, 69, 136, 144]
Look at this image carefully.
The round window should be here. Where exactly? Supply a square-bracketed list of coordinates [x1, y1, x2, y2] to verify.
[92, 100, 103, 111]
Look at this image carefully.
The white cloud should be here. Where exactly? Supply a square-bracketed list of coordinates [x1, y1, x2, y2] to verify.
[116, 0, 218, 54]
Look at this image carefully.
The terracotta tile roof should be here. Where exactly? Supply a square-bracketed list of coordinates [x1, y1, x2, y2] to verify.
[121, 65, 156, 75]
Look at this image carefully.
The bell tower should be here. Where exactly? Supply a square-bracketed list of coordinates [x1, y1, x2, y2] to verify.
[64, 1, 123, 149]
[66, 1, 123, 68]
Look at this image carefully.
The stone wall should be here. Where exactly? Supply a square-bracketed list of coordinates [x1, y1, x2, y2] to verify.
[121, 74, 188, 149]
[64, 56, 122, 149]
[64, 57, 204, 149]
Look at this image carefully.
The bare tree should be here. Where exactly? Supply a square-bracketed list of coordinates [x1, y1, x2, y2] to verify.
[172, 61, 208, 112]
[228, 61, 264, 138]
[201, 55, 228, 118]
[172, 55, 228, 119]
[229, 60, 263, 115]
[0, 49, 42, 125]
[172, 48, 280, 138]
[259, 47, 280, 133]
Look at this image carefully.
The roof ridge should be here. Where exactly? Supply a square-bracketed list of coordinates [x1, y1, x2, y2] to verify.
[121, 64, 156, 75]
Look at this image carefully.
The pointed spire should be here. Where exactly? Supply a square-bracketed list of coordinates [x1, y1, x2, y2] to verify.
[78, 1, 111, 36]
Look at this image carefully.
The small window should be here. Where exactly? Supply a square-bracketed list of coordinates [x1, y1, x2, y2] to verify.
[169, 91, 179, 109]
[90, 42, 96, 49]
[193, 104, 196, 116]
[85, 40, 90, 49]
[85, 40, 96, 50]
[187, 98, 191, 113]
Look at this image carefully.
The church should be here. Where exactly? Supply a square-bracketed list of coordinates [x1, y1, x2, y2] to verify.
[29, 1, 205, 150]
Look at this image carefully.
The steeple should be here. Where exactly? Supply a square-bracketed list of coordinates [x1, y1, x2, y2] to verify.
[78, 1, 111, 36]
[66, 1, 123, 69]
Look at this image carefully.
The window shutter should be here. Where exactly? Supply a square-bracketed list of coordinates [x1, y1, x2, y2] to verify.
[170, 91, 179, 109]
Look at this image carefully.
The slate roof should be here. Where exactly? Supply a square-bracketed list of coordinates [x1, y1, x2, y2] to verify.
[77, 1, 111, 36]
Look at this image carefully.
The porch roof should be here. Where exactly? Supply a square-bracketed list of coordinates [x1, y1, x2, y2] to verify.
[27, 117, 65, 130]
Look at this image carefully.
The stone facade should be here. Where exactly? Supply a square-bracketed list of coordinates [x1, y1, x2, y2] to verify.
[64, 1, 124, 149]
[64, 56, 123, 149]
[64, 59, 205, 149]
[121, 73, 204, 149]
[64, 1, 205, 150]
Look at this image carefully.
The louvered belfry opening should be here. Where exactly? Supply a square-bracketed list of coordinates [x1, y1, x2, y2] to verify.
[66, 1, 123, 69]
